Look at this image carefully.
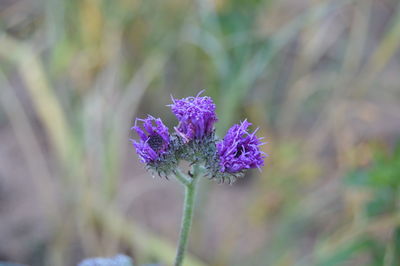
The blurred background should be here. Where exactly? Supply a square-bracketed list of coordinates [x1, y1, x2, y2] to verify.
[1, 0, 400, 265]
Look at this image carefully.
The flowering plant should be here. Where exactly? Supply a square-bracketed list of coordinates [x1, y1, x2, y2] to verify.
[131, 91, 266, 266]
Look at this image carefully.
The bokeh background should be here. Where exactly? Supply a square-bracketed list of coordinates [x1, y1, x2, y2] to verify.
[1, 0, 400, 265]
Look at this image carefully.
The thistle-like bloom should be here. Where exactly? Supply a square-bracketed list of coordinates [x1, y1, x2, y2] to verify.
[169, 91, 218, 141]
[131, 115, 170, 164]
[217, 120, 266, 173]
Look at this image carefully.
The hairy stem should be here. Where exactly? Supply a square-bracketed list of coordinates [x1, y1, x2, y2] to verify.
[174, 168, 192, 186]
[174, 164, 200, 266]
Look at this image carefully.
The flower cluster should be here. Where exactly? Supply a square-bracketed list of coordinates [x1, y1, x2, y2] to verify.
[131, 91, 266, 183]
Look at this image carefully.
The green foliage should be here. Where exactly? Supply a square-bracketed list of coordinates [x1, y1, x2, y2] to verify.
[317, 237, 385, 266]
[346, 143, 400, 217]
[317, 143, 400, 266]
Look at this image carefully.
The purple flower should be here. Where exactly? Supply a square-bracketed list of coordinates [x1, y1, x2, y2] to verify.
[169, 91, 218, 141]
[131, 115, 170, 164]
[78, 254, 132, 266]
[217, 120, 266, 173]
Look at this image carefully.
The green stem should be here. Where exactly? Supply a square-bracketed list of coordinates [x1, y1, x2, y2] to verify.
[174, 168, 192, 186]
[174, 165, 200, 266]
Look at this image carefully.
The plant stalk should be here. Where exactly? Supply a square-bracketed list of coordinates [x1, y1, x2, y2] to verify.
[174, 165, 200, 266]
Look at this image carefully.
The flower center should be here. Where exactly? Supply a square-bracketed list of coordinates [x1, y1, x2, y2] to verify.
[148, 134, 164, 152]
[234, 146, 245, 158]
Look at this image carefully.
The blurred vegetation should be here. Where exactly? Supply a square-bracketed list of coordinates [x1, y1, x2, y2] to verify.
[1, 0, 400, 265]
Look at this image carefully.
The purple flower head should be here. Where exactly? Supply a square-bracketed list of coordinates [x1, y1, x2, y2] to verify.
[169, 90, 218, 141]
[217, 120, 266, 173]
[131, 115, 170, 164]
